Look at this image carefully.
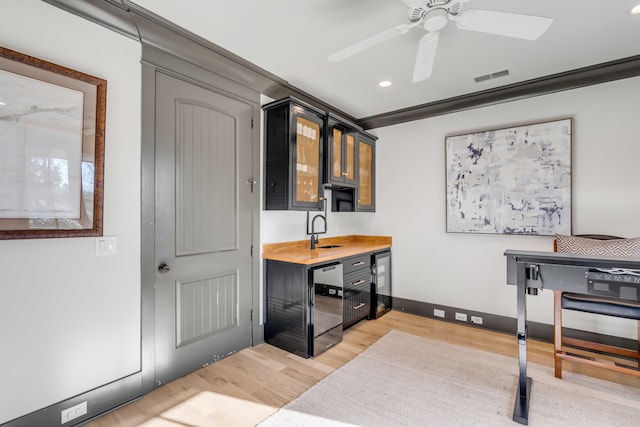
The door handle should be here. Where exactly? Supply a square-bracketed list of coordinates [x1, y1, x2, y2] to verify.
[158, 263, 171, 274]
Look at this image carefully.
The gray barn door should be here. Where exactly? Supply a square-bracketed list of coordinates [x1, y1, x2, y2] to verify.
[154, 71, 253, 384]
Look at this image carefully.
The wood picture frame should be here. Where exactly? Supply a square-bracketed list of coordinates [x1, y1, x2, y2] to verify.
[445, 118, 572, 236]
[0, 46, 106, 239]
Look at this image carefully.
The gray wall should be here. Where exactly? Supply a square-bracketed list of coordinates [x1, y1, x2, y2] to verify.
[0, 1, 142, 423]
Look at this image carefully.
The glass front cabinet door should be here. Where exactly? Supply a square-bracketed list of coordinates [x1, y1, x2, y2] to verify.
[356, 132, 377, 212]
[263, 97, 324, 210]
[325, 113, 360, 188]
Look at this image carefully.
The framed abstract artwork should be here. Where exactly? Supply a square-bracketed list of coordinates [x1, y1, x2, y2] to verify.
[445, 118, 572, 236]
[0, 46, 106, 239]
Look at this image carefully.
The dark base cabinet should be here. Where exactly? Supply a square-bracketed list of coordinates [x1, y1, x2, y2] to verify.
[343, 277, 370, 328]
[264, 261, 310, 358]
[264, 260, 343, 358]
[265, 249, 392, 353]
[342, 253, 372, 328]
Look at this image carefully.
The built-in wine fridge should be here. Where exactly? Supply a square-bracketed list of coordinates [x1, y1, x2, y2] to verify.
[371, 250, 392, 319]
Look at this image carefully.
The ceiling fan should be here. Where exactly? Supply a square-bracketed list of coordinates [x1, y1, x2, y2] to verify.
[327, 0, 553, 83]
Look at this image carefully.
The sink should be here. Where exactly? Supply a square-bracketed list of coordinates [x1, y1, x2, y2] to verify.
[318, 245, 342, 249]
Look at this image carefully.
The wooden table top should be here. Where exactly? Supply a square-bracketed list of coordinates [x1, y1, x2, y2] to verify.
[262, 235, 392, 265]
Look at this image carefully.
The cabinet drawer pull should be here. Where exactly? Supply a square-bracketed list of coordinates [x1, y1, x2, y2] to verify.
[352, 279, 366, 286]
[352, 261, 365, 267]
[353, 303, 366, 310]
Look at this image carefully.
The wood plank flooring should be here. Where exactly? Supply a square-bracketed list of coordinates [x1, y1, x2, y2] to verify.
[86, 311, 640, 426]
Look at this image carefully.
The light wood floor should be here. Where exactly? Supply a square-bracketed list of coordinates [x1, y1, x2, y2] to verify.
[86, 311, 640, 426]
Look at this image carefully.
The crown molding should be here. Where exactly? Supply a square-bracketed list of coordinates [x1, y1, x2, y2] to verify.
[356, 55, 640, 130]
[43, 1, 640, 130]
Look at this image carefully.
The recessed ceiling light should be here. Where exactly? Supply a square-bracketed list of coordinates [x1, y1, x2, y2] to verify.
[0, 101, 6, 106]
[631, 4, 640, 14]
[378, 80, 392, 88]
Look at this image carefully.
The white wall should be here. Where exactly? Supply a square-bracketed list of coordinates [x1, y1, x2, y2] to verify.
[0, 1, 142, 423]
[368, 76, 640, 339]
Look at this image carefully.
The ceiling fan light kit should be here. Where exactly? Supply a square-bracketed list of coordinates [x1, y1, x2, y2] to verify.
[422, 8, 449, 31]
[327, 0, 553, 83]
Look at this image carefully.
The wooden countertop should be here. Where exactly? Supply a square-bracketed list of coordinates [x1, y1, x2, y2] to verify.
[262, 235, 392, 265]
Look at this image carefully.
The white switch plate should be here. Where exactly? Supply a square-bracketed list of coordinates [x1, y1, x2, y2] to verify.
[61, 401, 87, 424]
[95, 236, 117, 256]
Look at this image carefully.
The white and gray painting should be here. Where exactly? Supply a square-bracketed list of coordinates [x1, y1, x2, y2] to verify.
[446, 119, 571, 235]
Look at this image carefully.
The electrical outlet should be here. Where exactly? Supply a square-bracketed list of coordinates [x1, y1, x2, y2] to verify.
[61, 401, 87, 424]
[433, 308, 445, 318]
[471, 316, 483, 325]
[455, 312, 467, 322]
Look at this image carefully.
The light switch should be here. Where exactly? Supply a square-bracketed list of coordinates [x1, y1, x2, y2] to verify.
[95, 236, 117, 255]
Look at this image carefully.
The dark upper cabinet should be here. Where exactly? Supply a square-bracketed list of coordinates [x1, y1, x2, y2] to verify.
[325, 113, 362, 188]
[263, 97, 325, 210]
[356, 131, 377, 212]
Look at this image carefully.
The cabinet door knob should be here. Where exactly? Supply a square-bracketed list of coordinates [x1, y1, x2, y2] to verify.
[158, 263, 171, 274]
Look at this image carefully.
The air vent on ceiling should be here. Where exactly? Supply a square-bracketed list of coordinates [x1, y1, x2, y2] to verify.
[474, 69, 510, 83]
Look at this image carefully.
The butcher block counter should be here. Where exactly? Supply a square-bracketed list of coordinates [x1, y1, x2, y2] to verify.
[262, 235, 392, 265]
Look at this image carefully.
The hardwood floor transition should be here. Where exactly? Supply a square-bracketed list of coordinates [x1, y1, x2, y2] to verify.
[86, 310, 640, 426]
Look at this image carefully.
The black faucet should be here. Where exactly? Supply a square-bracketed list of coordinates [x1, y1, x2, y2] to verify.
[310, 214, 326, 250]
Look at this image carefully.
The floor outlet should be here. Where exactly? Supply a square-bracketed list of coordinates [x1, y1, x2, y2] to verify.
[433, 309, 445, 318]
[471, 316, 483, 325]
[455, 312, 467, 322]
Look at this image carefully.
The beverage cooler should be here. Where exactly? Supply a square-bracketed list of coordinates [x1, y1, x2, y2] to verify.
[371, 250, 392, 319]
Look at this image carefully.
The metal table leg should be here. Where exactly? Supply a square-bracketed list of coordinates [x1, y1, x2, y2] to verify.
[512, 261, 532, 425]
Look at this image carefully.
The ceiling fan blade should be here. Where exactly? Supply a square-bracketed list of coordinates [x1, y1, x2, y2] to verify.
[328, 24, 411, 63]
[456, 10, 553, 40]
[412, 32, 439, 83]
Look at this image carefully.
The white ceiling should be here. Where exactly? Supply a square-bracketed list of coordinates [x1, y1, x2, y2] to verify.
[131, 0, 640, 119]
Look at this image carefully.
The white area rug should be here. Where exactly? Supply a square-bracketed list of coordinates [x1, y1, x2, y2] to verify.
[259, 330, 640, 426]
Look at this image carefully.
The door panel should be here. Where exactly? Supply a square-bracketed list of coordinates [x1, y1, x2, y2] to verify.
[154, 71, 253, 385]
[177, 271, 238, 346]
[175, 100, 237, 256]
